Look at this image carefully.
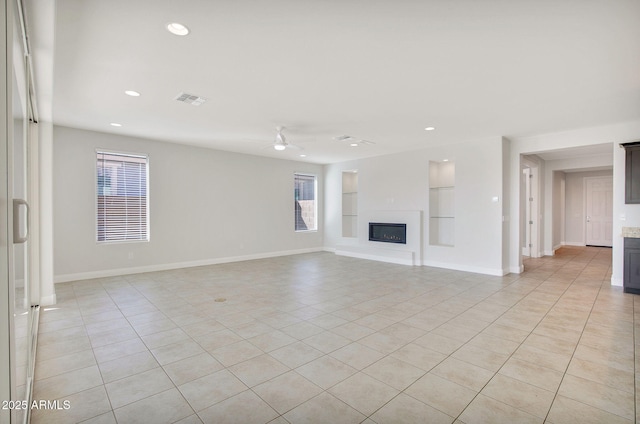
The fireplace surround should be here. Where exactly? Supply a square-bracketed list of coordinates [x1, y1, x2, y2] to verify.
[335, 210, 421, 266]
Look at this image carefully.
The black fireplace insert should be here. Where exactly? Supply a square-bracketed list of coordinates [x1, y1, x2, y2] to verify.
[369, 222, 407, 244]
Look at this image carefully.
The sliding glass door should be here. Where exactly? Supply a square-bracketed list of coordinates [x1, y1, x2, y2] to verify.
[8, 0, 36, 422]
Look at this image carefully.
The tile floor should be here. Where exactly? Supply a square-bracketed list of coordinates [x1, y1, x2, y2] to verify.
[31, 246, 637, 423]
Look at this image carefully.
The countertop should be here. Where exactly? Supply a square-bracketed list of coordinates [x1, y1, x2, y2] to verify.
[622, 227, 640, 238]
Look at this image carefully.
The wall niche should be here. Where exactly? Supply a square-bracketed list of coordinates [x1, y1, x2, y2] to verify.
[429, 160, 455, 246]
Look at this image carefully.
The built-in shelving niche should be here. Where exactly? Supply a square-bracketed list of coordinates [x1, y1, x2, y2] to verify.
[342, 171, 358, 237]
[429, 161, 455, 246]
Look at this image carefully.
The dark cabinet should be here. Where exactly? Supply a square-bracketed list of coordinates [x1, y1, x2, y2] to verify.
[624, 238, 640, 294]
[623, 142, 640, 204]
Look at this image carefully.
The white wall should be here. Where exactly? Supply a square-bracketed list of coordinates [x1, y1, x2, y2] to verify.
[53, 126, 324, 281]
[325, 136, 507, 275]
[564, 170, 613, 245]
[502, 138, 511, 271]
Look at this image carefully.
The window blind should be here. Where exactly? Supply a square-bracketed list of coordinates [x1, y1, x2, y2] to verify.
[96, 151, 149, 242]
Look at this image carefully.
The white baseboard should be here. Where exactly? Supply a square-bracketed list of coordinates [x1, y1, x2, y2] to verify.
[39, 293, 57, 306]
[562, 242, 585, 247]
[423, 260, 507, 276]
[336, 248, 415, 266]
[611, 276, 623, 287]
[54, 248, 325, 283]
[509, 265, 525, 274]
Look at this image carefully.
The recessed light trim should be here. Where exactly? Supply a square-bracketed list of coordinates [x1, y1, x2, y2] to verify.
[125, 90, 141, 97]
[167, 22, 189, 36]
[110, 123, 122, 127]
[425, 126, 436, 131]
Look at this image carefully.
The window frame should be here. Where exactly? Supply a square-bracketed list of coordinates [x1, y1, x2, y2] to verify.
[294, 172, 318, 232]
[95, 149, 150, 244]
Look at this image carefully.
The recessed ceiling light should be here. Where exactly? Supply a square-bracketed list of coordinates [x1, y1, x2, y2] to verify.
[443, 159, 449, 162]
[274, 144, 286, 151]
[167, 22, 189, 36]
[125, 90, 140, 97]
[425, 126, 436, 131]
[299, 154, 307, 157]
[110, 123, 122, 127]
[350, 143, 359, 147]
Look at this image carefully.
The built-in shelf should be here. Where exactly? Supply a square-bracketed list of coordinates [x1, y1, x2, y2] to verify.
[342, 171, 358, 238]
[429, 161, 455, 247]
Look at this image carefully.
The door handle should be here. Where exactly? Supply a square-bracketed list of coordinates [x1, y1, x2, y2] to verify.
[586, 215, 590, 223]
[13, 199, 29, 244]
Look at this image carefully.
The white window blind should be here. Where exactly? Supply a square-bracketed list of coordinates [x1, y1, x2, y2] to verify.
[294, 173, 317, 231]
[96, 151, 149, 242]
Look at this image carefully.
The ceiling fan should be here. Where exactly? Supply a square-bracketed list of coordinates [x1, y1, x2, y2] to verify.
[334, 135, 375, 147]
[271, 126, 302, 151]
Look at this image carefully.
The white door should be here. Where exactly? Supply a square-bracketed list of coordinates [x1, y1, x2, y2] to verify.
[522, 166, 539, 257]
[585, 177, 613, 247]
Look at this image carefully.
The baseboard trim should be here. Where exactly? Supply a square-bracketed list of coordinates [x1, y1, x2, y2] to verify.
[39, 293, 57, 306]
[336, 249, 415, 266]
[54, 248, 325, 283]
[562, 242, 585, 247]
[423, 260, 507, 276]
[509, 265, 525, 274]
[611, 276, 623, 287]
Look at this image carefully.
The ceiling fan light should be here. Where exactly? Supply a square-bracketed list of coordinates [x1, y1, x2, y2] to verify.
[274, 144, 286, 151]
[167, 22, 190, 36]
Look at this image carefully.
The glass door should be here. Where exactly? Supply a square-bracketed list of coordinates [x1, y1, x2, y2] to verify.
[11, 1, 31, 421]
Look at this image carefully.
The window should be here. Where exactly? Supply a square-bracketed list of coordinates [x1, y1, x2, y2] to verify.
[96, 151, 149, 242]
[294, 173, 317, 231]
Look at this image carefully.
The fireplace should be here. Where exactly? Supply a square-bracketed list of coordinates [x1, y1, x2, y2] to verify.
[369, 222, 407, 244]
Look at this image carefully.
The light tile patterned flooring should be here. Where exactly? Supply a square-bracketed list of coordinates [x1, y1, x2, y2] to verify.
[32, 246, 638, 423]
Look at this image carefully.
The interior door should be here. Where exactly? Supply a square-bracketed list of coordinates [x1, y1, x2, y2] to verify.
[585, 176, 613, 247]
[522, 165, 539, 258]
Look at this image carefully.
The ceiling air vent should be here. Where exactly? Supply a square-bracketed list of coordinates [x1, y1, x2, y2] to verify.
[175, 92, 207, 106]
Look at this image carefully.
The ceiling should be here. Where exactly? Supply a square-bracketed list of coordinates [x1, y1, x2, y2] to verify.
[534, 143, 614, 161]
[46, 0, 640, 164]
